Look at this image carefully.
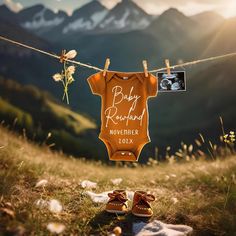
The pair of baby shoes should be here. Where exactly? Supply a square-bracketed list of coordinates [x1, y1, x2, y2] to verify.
[105, 190, 155, 217]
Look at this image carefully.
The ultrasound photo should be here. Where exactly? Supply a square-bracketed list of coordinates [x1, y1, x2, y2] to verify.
[157, 71, 186, 92]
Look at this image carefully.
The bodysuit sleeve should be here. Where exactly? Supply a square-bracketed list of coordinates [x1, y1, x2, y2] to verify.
[87, 72, 105, 96]
[147, 73, 158, 97]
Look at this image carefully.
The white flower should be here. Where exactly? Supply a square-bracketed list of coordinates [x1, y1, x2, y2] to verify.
[67, 65, 75, 75]
[81, 180, 97, 189]
[35, 179, 48, 188]
[53, 73, 62, 82]
[111, 178, 123, 185]
[48, 199, 63, 213]
[68, 76, 75, 84]
[47, 222, 65, 234]
[65, 50, 77, 59]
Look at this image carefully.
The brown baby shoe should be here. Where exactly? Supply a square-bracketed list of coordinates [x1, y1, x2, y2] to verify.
[131, 191, 155, 217]
[105, 190, 129, 214]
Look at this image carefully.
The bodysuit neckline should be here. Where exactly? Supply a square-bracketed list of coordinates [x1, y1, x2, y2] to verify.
[105, 71, 147, 83]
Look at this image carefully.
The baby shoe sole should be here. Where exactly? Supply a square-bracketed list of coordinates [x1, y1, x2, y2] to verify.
[106, 209, 127, 214]
[132, 212, 153, 217]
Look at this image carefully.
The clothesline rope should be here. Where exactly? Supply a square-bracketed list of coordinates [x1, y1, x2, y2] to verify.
[1, 35, 236, 74]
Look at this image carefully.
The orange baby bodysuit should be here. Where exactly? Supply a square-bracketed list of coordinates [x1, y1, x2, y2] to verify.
[87, 71, 158, 162]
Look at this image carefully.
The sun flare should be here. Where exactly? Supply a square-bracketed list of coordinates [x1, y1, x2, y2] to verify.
[219, 0, 236, 18]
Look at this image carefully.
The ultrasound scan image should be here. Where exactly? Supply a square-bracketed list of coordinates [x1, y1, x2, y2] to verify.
[157, 71, 186, 92]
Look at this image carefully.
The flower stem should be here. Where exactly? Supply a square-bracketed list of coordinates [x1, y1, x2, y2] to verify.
[63, 61, 70, 104]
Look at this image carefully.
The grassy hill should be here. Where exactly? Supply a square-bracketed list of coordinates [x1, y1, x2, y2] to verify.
[0, 77, 101, 158]
[0, 126, 236, 235]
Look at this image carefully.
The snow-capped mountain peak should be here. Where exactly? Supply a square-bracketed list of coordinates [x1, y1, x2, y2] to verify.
[0, 0, 154, 37]
[97, 0, 152, 32]
[62, 0, 108, 34]
[22, 8, 65, 30]
[16, 4, 68, 33]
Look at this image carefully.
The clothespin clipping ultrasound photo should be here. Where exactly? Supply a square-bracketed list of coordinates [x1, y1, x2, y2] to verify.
[157, 59, 186, 92]
[142, 60, 148, 77]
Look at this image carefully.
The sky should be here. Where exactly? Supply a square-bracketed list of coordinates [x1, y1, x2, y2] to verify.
[1, 0, 236, 17]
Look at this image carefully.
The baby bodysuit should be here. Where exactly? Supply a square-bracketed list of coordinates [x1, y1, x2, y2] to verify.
[87, 71, 158, 162]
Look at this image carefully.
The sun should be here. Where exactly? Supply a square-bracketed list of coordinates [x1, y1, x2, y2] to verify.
[220, 0, 236, 18]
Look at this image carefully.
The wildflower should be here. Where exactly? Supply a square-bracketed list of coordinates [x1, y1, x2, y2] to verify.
[229, 131, 235, 141]
[67, 76, 75, 84]
[65, 50, 77, 59]
[47, 223, 65, 234]
[224, 131, 235, 144]
[35, 179, 48, 188]
[53, 49, 78, 104]
[52, 73, 63, 82]
[67, 65, 76, 75]
[48, 199, 63, 213]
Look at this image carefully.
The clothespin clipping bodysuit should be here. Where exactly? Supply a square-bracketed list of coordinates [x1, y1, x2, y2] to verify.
[87, 71, 158, 162]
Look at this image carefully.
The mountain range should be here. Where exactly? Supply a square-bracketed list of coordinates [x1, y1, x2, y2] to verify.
[0, 0, 225, 38]
[0, 0, 235, 159]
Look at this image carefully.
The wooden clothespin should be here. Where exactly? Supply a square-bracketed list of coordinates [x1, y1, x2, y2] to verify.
[142, 60, 148, 77]
[59, 49, 66, 63]
[103, 58, 110, 77]
[165, 59, 171, 76]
